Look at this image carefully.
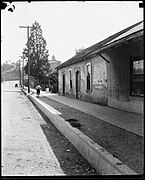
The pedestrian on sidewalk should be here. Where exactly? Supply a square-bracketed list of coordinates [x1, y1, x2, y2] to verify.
[35, 84, 41, 98]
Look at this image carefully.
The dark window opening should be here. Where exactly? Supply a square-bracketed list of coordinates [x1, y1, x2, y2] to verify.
[70, 79, 72, 89]
[130, 57, 144, 97]
[87, 75, 90, 91]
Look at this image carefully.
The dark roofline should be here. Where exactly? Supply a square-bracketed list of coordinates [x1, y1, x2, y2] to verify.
[57, 20, 143, 70]
[88, 30, 143, 59]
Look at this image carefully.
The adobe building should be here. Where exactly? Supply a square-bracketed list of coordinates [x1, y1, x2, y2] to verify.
[57, 21, 144, 114]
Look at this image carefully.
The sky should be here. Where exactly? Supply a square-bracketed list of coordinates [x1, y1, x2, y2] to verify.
[1, 1, 143, 65]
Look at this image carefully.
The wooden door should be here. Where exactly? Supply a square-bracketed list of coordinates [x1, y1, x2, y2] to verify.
[76, 71, 80, 99]
[62, 74, 65, 95]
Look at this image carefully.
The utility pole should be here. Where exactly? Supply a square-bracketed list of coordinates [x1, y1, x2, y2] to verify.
[19, 25, 34, 93]
[36, 30, 40, 84]
[19, 55, 24, 89]
[19, 59, 21, 87]
[22, 55, 24, 89]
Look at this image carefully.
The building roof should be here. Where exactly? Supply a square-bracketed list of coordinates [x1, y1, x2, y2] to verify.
[57, 20, 143, 70]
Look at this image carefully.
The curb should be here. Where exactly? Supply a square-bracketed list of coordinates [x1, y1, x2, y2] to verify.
[21, 89, 138, 175]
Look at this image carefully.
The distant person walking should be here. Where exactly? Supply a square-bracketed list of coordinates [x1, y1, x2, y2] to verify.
[35, 84, 41, 98]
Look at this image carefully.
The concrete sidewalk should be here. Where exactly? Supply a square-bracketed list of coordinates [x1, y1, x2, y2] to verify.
[30, 88, 143, 137]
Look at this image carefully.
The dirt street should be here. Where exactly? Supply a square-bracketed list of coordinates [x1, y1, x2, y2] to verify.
[1, 81, 97, 176]
[2, 81, 65, 176]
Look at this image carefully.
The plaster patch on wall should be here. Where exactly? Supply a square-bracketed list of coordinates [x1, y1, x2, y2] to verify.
[93, 60, 107, 89]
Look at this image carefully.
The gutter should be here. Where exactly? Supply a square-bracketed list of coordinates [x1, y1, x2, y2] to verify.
[25, 91, 138, 175]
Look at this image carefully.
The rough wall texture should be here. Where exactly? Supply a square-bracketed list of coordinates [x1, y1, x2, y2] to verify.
[107, 38, 143, 114]
[58, 55, 108, 105]
[58, 37, 143, 114]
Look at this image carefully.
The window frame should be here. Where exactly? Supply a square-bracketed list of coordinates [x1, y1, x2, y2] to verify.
[130, 55, 144, 97]
[69, 69, 73, 90]
[85, 62, 92, 92]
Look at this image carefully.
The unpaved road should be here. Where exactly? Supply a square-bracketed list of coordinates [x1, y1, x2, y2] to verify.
[1, 81, 97, 176]
[2, 81, 64, 176]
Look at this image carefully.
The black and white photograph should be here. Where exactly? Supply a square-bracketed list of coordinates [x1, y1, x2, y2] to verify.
[1, 1, 144, 177]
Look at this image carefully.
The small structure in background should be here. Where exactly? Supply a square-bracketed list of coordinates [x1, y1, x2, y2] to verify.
[48, 55, 61, 73]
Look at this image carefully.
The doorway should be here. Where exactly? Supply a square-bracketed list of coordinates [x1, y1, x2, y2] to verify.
[62, 74, 65, 95]
[76, 71, 80, 99]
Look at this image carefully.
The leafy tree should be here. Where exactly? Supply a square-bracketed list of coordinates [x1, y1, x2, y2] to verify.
[48, 71, 58, 93]
[23, 21, 51, 83]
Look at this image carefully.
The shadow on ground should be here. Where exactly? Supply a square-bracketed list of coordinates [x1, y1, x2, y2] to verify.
[31, 103, 98, 175]
[40, 120, 97, 175]
[37, 96, 144, 174]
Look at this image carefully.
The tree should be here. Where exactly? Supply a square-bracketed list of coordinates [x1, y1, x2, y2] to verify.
[47, 71, 58, 93]
[23, 21, 51, 83]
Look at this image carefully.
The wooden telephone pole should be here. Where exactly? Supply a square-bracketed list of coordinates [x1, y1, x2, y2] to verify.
[19, 59, 21, 87]
[19, 55, 24, 89]
[19, 26, 34, 93]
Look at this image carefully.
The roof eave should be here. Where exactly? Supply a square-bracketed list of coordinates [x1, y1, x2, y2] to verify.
[87, 30, 143, 59]
[57, 21, 143, 70]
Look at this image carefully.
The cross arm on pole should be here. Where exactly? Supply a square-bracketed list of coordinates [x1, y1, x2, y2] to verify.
[19, 26, 33, 28]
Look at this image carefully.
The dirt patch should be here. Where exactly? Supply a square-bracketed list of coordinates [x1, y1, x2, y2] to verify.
[39, 96, 144, 174]
[30, 100, 98, 175]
